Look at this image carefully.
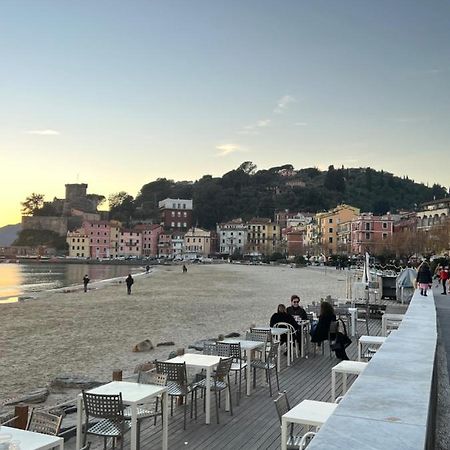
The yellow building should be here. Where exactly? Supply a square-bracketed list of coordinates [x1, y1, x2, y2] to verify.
[317, 204, 360, 255]
[184, 227, 214, 257]
[66, 230, 89, 258]
[246, 218, 281, 256]
[109, 221, 121, 258]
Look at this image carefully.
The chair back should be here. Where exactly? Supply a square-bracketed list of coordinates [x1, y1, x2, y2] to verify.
[216, 342, 231, 357]
[80, 444, 91, 450]
[267, 341, 279, 363]
[156, 361, 187, 385]
[245, 331, 268, 344]
[273, 391, 290, 424]
[300, 431, 316, 449]
[215, 357, 233, 379]
[249, 328, 273, 342]
[82, 392, 125, 421]
[203, 342, 218, 355]
[138, 370, 167, 386]
[27, 409, 62, 436]
[273, 322, 295, 335]
[228, 342, 242, 361]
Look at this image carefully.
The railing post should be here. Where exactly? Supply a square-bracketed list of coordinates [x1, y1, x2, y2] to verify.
[14, 404, 29, 429]
[112, 370, 123, 381]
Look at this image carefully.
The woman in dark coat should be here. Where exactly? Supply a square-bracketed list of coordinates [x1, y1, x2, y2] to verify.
[270, 304, 301, 346]
[416, 261, 432, 296]
[310, 301, 336, 344]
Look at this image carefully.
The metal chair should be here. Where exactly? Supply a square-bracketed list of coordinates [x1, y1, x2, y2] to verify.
[274, 391, 302, 449]
[327, 321, 338, 358]
[202, 342, 217, 355]
[251, 341, 279, 396]
[82, 391, 131, 450]
[80, 444, 91, 450]
[216, 342, 232, 357]
[228, 342, 247, 405]
[299, 431, 316, 449]
[195, 357, 234, 424]
[246, 331, 268, 361]
[122, 371, 167, 449]
[273, 322, 298, 362]
[26, 409, 62, 436]
[155, 361, 196, 430]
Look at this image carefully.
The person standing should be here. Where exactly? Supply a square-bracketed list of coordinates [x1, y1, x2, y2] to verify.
[182, 264, 188, 273]
[145, 265, 150, 274]
[83, 274, 90, 293]
[125, 274, 134, 295]
[440, 267, 449, 295]
[416, 261, 432, 296]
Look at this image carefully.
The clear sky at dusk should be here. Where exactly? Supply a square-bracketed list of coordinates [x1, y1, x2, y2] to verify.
[1, 0, 449, 226]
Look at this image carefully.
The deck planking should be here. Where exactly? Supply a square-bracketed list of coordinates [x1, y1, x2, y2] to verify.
[79, 318, 382, 450]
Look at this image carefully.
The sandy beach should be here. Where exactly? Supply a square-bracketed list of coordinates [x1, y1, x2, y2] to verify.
[0, 264, 348, 403]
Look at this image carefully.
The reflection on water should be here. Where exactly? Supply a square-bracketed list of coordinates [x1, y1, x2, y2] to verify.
[0, 263, 140, 300]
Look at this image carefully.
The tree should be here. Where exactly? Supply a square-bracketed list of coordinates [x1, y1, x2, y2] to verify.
[108, 192, 135, 225]
[21, 193, 44, 216]
[237, 161, 257, 175]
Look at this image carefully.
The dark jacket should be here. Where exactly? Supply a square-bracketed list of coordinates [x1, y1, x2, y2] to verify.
[286, 305, 308, 321]
[126, 276, 134, 287]
[311, 312, 336, 343]
[269, 312, 300, 330]
[416, 265, 432, 284]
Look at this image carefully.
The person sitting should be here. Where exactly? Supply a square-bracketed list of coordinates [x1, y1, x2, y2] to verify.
[286, 294, 308, 324]
[310, 301, 336, 346]
[270, 304, 301, 351]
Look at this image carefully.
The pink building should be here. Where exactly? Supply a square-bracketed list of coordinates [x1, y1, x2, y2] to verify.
[158, 233, 172, 258]
[119, 229, 141, 257]
[351, 213, 394, 255]
[83, 220, 112, 258]
[134, 224, 163, 257]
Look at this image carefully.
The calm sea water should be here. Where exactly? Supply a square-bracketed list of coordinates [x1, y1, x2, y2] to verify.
[0, 263, 141, 302]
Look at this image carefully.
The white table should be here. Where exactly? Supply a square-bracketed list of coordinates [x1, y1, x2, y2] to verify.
[167, 353, 221, 425]
[76, 381, 168, 450]
[251, 327, 288, 372]
[331, 360, 368, 402]
[281, 400, 338, 450]
[0, 425, 63, 450]
[223, 339, 265, 395]
[358, 335, 386, 361]
[382, 313, 404, 336]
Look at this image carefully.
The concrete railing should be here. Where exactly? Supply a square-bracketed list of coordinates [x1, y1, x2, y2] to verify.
[307, 289, 437, 450]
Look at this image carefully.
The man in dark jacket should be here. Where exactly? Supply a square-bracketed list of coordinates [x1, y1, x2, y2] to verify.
[125, 274, 134, 295]
[286, 295, 308, 324]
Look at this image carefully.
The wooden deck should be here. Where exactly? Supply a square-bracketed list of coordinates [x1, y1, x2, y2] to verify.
[78, 318, 382, 450]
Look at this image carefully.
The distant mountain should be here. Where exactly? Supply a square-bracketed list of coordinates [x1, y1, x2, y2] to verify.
[0, 223, 21, 246]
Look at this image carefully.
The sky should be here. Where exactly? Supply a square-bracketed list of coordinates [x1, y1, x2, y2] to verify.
[1, 0, 450, 227]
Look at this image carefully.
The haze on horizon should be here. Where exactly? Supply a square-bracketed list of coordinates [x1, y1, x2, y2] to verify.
[1, 0, 449, 227]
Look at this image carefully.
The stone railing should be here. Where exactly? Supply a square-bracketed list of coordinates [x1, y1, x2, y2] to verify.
[307, 289, 437, 450]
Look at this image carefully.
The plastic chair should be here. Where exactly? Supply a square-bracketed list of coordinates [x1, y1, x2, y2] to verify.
[81, 391, 131, 450]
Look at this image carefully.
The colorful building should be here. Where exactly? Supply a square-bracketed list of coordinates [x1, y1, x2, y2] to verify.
[158, 198, 193, 231]
[135, 224, 163, 257]
[246, 218, 281, 256]
[184, 227, 214, 257]
[217, 218, 247, 256]
[119, 229, 141, 258]
[350, 213, 394, 254]
[83, 220, 112, 258]
[66, 229, 89, 258]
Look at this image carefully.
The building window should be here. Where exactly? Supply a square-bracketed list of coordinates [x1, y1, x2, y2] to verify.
[329, 228, 333, 233]
[383, 222, 387, 229]
[382, 233, 388, 239]
[328, 237, 333, 243]
[365, 223, 370, 231]
[72, 246, 75, 250]
[365, 232, 370, 240]
[171, 222, 175, 227]
[329, 218, 333, 224]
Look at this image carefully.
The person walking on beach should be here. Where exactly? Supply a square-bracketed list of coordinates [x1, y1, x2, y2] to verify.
[145, 265, 150, 274]
[416, 261, 432, 296]
[182, 264, 188, 273]
[83, 274, 89, 293]
[125, 274, 134, 295]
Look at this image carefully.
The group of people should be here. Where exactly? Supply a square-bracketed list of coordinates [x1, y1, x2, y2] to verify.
[416, 260, 450, 296]
[82, 273, 134, 295]
[269, 296, 350, 361]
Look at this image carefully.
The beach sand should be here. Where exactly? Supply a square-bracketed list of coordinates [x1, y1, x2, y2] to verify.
[0, 264, 348, 403]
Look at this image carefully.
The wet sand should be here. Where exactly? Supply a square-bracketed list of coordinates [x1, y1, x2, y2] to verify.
[0, 264, 347, 401]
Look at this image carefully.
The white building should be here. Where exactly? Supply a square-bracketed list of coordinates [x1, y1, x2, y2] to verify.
[416, 198, 450, 230]
[217, 218, 247, 255]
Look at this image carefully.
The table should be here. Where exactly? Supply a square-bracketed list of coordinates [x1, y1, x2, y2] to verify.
[358, 335, 386, 361]
[331, 361, 368, 402]
[167, 353, 221, 425]
[250, 327, 288, 371]
[223, 339, 265, 395]
[382, 313, 404, 336]
[281, 400, 337, 450]
[0, 425, 63, 450]
[76, 381, 168, 450]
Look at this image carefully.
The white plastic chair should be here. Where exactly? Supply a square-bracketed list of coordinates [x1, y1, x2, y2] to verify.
[299, 431, 316, 449]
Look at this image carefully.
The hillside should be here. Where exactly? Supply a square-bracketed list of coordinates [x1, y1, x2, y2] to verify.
[109, 163, 448, 229]
[0, 223, 21, 246]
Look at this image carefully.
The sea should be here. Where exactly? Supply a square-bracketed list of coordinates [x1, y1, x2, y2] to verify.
[0, 262, 142, 303]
